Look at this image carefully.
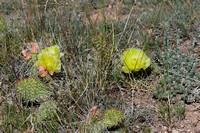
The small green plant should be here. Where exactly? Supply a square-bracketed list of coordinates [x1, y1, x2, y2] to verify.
[158, 102, 185, 126]
[16, 78, 51, 102]
[140, 125, 151, 133]
[133, 107, 153, 123]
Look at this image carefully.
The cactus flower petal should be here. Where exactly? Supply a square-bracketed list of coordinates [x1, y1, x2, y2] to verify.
[22, 50, 31, 60]
[122, 48, 151, 73]
[32, 43, 39, 53]
[90, 106, 99, 116]
[38, 66, 48, 77]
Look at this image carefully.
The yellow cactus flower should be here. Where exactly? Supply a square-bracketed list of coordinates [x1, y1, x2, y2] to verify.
[122, 48, 151, 73]
[35, 45, 64, 76]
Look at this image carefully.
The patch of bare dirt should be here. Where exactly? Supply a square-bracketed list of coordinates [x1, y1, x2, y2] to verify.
[83, 2, 130, 24]
[83, 1, 156, 25]
[175, 103, 200, 132]
[130, 93, 167, 132]
[123, 91, 200, 132]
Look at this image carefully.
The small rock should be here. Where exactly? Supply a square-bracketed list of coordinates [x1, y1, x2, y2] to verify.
[149, 8, 153, 12]
[186, 105, 194, 111]
[192, 103, 200, 107]
[163, 126, 167, 130]
[186, 129, 193, 133]
[172, 129, 179, 133]
[179, 122, 185, 128]
[194, 47, 199, 53]
[193, 112, 199, 115]
[196, 122, 200, 131]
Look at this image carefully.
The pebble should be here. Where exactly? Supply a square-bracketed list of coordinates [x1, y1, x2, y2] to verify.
[172, 129, 179, 133]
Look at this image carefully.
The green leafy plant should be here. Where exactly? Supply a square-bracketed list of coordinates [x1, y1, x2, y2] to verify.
[158, 102, 185, 126]
[153, 33, 200, 103]
[16, 78, 51, 102]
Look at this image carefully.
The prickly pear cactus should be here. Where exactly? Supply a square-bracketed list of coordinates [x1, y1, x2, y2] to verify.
[16, 78, 51, 102]
[82, 118, 103, 133]
[81, 109, 124, 133]
[37, 101, 57, 120]
[103, 109, 124, 128]
[32, 101, 57, 123]
[153, 36, 200, 103]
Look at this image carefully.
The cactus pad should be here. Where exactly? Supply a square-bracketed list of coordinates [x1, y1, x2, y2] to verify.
[32, 101, 57, 123]
[81, 109, 124, 132]
[38, 101, 57, 120]
[82, 118, 103, 133]
[16, 78, 51, 102]
[103, 109, 124, 127]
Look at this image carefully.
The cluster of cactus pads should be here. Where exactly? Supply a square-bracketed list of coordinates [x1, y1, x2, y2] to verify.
[82, 109, 124, 132]
[153, 36, 200, 103]
[16, 78, 58, 123]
